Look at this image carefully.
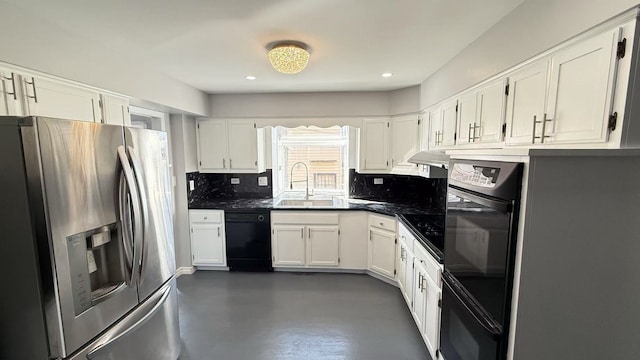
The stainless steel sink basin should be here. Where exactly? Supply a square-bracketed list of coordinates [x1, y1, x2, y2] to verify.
[275, 199, 335, 207]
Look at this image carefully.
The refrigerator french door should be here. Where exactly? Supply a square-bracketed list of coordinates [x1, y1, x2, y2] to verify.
[441, 160, 522, 360]
[0, 117, 179, 360]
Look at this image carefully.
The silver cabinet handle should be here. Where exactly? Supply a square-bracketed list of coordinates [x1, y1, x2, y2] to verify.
[369, 230, 372, 241]
[2, 72, 17, 100]
[473, 122, 481, 141]
[223, 159, 226, 168]
[531, 115, 537, 144]
[308, 228, 311, 239]
[301, 228, 304, 239]
[217, 227, 221, 237]
[468, 123, 473, 142]
[534, 113, 552, 143]
[229, 159, 232, 168]
[25, 77, 38, 103]
[418, 273, 423, 290]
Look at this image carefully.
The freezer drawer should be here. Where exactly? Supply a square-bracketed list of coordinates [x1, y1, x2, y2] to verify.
[69, 278, 181, 360]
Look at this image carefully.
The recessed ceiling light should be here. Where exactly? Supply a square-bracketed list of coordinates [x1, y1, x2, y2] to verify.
[382, 73, 393, 78]
[245, 75, 256, 80]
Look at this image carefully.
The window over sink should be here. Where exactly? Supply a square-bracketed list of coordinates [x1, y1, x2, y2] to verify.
[272, 126, 349, 197]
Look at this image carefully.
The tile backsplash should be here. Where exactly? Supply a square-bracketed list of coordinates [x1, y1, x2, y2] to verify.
[349, 170, 447, 210]
[187, 170, 273, 203]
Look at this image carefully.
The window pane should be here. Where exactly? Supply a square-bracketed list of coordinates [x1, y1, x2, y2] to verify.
[275, 126, 348, 195]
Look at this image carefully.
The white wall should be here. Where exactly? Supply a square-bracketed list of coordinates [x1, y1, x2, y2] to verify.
[210, 91, 392, 118]
[420, 0, 640, 108]
[169, 114, 198, 269]
[389, 85, 421, 115]
[0, 2, 209, 116]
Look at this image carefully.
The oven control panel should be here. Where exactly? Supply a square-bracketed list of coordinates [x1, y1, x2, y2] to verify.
[450, 164, 500, 188]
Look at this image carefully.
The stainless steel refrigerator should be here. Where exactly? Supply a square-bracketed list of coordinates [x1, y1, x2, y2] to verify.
[0, 116, 181, 360]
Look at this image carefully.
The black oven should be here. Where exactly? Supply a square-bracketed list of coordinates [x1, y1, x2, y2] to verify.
[441, 160, 522, 360]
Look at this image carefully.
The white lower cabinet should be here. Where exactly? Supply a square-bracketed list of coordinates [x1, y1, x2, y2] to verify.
[189, 210, 226, 267]
[271, 212, 341, 268]
[423, 275, 442, 359]
[367, 214, 397, 279]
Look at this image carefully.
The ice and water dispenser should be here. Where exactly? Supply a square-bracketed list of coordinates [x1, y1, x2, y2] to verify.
[67, 224, 129, 315]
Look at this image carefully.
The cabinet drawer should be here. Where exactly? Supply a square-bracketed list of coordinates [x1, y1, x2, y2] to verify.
[397, 222, 415, 253]
[369, 214, 396, 231]
[189, 210, 224, 224]
[414, 241, 442, 286]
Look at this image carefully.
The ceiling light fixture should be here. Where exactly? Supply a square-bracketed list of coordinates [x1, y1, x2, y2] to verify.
[267, 41, 310, 74]
[245, 75, 256, 80]
[382, 73, 393, 78]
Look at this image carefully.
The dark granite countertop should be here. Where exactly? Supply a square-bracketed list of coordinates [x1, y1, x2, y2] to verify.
[396, 214, 445, 263]
[188, 197, 444, 217]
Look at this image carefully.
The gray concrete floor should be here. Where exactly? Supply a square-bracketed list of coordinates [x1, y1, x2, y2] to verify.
[177, 271, 430, 360]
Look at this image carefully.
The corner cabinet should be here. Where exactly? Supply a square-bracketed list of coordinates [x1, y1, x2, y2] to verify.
[189, 210, 227, 267]
[271, 212, 341, 268]
[196, 118, 266, 173]
[391, 114, 420, 172]
[358, 118, 390, 173]
[367, 214, 396, 279]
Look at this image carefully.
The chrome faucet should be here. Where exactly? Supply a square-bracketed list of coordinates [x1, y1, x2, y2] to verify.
[289, 162, 310, 200]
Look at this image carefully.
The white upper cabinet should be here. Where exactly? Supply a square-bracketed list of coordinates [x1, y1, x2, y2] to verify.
[198, 120, 228, 171]
[21, 75, 101, 122]
[197, 118, 266, 173]
[505, 60, 550, 146]
[391, 114, 420, 169]
[440, 99, 458, 148]
[419, 110, 430, 151]
[427, 107, 443, 150]
[456, 91, 478, 145]
[101, 94, 131, 126]
[544, 28, 621, 145]
[476, 78, 508, 144]
[227, 120, 259, 171]
[359, 118, 390, 172]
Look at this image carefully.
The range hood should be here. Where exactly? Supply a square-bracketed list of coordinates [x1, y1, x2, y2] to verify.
[407, 151, 450, 178]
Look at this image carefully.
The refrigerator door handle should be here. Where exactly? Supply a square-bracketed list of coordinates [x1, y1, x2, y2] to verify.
[117, 146, 143, 286]
[127, 146, 150, 284]
[86, 281, 173, 359]
[118, 173, 134, 285]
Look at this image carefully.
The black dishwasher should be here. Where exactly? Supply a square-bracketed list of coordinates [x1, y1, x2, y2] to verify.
[225, 211, 272, 271]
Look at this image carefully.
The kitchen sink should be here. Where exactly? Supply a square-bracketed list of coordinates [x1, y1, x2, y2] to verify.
[275, 199, 336, 207]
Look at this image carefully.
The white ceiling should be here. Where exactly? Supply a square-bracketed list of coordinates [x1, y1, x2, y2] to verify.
[6, 0, 524, 94]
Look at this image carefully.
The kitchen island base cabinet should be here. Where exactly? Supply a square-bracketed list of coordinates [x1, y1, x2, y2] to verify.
[367, 214, 396, 280]
[189, 210, 226, 267]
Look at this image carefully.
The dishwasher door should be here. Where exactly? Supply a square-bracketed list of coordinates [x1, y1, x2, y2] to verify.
[225, 211, 272, 271]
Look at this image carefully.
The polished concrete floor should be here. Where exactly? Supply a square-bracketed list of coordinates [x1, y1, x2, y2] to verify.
[177, 271, 431, 360]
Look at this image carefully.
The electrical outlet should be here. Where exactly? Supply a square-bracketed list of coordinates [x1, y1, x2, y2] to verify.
[374, 178, 384, 185]
[189, 180, 195, 191]
[258, 177, 268, 186]
[230, 178, 240, 185]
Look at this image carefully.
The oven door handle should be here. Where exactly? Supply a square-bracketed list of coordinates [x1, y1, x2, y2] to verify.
[448, 186, 512, 213]
[443, 279, 502, 337]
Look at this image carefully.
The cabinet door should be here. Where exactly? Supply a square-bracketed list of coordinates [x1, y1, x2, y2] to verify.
[191, 224, 226, 266]
[505, 61, 549, 146]
[440, 99, 458, 147]
[397, 242, 406, 290]
[424, 276, 442, 360]
[391, 115, 419, 167]
[272, 226, 306, 266]
[477, 79, 507, 143]
[102, 95, 130, 126]
[413, 264, 426, 333]
[456, 92, 478, 145]
[419, 111, 429, 151]
[197, 120, 228, 172]
[21, 76, 100, 122]
[307, 226, 340, 267]
[228, 120, 258, 171]
[368, 227, 396, 279]
[546, 28, 620, 144]
[405, 254, 415, 309]
[0, 69, 21, 116]
[361, 119, 390, 171]
[428, 107, 443, 150]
